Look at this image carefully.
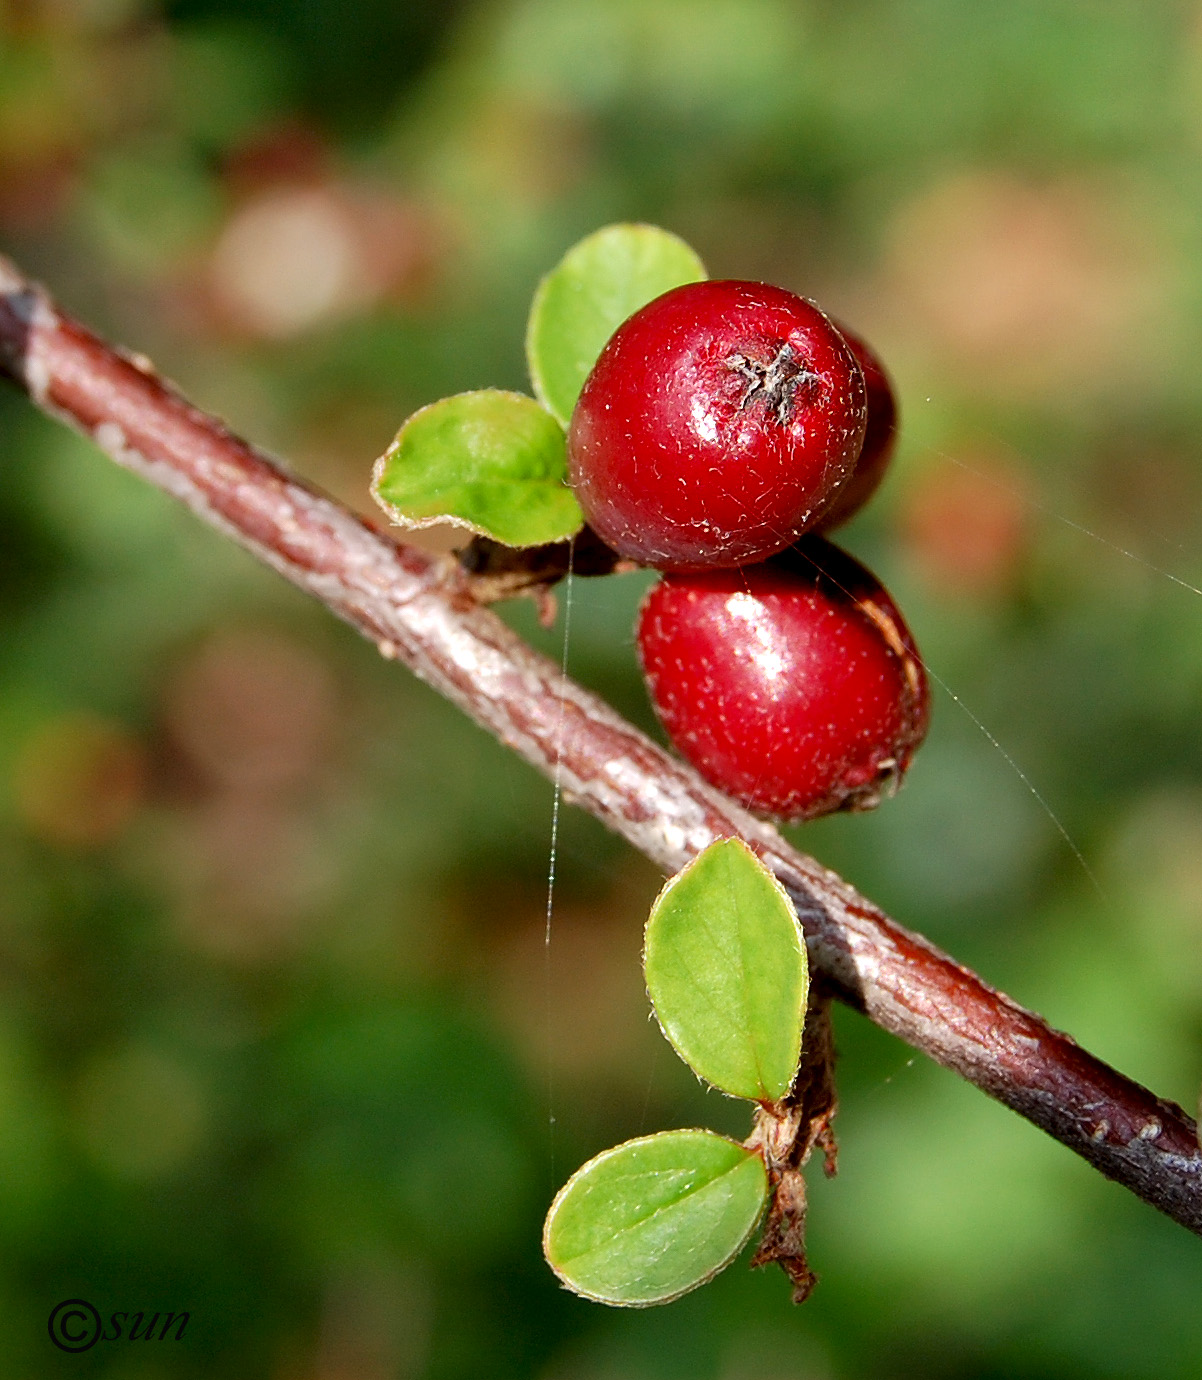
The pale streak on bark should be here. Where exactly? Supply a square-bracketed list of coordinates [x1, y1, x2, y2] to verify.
[1, 255, 1200, 1234]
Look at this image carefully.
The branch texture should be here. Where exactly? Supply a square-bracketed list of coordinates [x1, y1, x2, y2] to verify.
[2, 255, 1200, 1235]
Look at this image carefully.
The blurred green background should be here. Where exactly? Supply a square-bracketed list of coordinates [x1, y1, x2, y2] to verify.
[2, 0, 1202, 1374]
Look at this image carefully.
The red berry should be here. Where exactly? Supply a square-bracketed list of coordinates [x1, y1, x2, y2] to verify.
[816, 322, 898, 532]
[568, 280, 868, 571]
[635, 537, 929, 821]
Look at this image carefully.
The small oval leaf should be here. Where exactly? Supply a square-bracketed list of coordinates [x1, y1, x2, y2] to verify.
[543, 1129, 768, 1307]
[526, 224, 707, 427]
[371, 390, 583, 548]
[645, 839, 808, 1102]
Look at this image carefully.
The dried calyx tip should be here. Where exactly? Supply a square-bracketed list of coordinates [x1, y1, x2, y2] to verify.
[728, 342, 819, 425]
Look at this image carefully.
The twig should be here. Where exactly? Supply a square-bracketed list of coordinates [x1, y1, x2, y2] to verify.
[1, 254, 1199, 1235]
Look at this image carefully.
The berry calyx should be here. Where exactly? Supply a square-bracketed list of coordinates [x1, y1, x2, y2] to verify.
[636, 537, 929, 821]
[816, 322, 898, 532]
[568, 280, 868, 571]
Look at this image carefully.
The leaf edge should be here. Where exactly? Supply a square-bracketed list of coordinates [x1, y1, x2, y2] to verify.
[643, 837, 809, 1104]
[369, 388, 582, 546]
[542, 1127, 769, 1309]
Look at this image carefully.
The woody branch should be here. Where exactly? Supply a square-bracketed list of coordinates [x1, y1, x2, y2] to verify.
[1, 254, 1199, 1235]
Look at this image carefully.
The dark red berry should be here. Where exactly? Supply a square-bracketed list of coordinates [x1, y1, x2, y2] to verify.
[568, 280, 867, 571]
[811, 322, 899, 532]
[636, 537, 929, 821]
[816, 322, 898, 532]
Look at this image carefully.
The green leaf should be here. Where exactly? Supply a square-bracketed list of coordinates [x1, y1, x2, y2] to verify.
[644, 838, 808, 1102]
[543, 1129, 768, 1307]
[371, 390, 583, 548]
[526, 223, 707, 427]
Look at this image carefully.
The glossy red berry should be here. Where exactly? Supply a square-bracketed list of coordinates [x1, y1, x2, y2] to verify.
[636, 537, 929, 821]
[568, 280, 867, 571]
[816, 322, 898, 532]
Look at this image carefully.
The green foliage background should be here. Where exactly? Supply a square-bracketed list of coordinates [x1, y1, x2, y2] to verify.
[2, 0, 1202, 1374]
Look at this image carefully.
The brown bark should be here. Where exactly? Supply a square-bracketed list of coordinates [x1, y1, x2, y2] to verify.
[1, 255, 1199, 1236]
